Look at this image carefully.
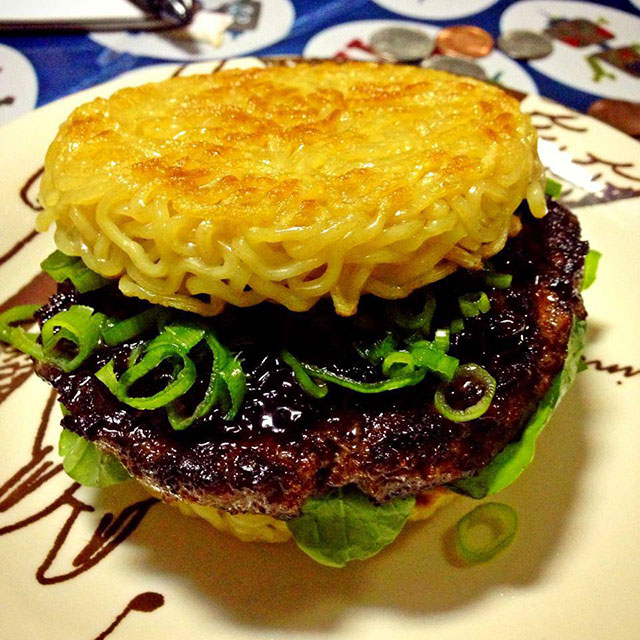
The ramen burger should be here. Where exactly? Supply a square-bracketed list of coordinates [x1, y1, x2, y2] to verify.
[1, 62, 590, 567]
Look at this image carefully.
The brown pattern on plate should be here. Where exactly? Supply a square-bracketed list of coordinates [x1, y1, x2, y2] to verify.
[94, 592, 165, 640]
[0, 388, 159, 585]
[583, 358, 640, 385]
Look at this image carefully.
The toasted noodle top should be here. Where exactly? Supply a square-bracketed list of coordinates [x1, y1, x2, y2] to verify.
[38, 61, 545, 316]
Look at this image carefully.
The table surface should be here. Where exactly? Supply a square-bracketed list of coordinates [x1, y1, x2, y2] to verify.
[1, 0, 639, 131]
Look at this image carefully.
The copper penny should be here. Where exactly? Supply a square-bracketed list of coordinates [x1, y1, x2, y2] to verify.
[587, 99, 640, 138]
[436, 25, 494, 58]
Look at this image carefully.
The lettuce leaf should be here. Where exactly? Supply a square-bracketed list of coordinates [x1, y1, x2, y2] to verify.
[451, 316, 586, 499]
[286, 488, 415, 567]
[58, 429, 131, 488]
[581, 249, 601, 291]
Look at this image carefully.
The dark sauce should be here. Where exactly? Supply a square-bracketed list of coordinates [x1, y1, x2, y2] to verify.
[34, 200, 588, 512]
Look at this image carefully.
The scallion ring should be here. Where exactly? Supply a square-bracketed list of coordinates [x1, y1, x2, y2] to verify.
[382, 351, 415, 378]
[281, 350, 328, 399]
[409, 340, 459, 382]
[458, 292, 490, 318]
[0, 304, 44, 360]
[167, 331, 229, 430]
[356, 333, 398, 364]
[41, 305, 105, 372]
[292, 360, 426, 394]
[390, 293, 435, 334]
[434, 363, 496, 422]
[102, 308, 169, 346]
[95, 323, 205, 410]
[455, 502, 518, 564]
[40, 250, 109, 293]
[433, 328, 450, 353]
[0, 304, 40, 326]
[484, 272, 512, 289]
[450, 318, 464, 335]
[220, 354, 247, 420]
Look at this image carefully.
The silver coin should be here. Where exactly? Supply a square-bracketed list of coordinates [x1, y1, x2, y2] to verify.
[497, 30, 553, 60]
[369, 27, 435, 62]
[420, 55, 487, 81]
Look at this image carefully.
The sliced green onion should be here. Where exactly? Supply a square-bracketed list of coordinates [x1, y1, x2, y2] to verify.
[0, 304, 44, 359]
[220, 355, 247, 420]
[167, 330, 239, 429]
[382, 351, 415, 378]
[581, 249, 601, 291]
[41, 250, 110, 293]
[102, 308, 169, 346]
[293, 359, 426, 394]
[455, 502, 518, 564]
[356, 333, 398, 364]
[41, 305, 105, 372]
[458, 291, 491, 318]
[166, 332, 228, 430]
[96, 324, 204, 410]
[484, 272, 512, 289]
[433, 328, 450, 353]
[450, 318, 464, 335]
[98, 320, 246, 425]
[434, 363, 496, 422]
[159, 323, 205, 352]
[410, 341, 459, 382]
[0, 304, 40, 326]
[281, 350, 328, 399]
[544, 178, 562, 198]
[97, 348, 196, 411]
[390, 293, 435, 334]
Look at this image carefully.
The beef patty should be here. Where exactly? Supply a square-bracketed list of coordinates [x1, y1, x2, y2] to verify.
[35, 198, 587, 518]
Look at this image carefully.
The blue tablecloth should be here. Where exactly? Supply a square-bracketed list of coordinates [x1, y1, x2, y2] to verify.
[1, 0, 639, 126]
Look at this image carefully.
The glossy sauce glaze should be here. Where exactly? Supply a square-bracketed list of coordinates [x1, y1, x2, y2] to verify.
[36, 199, 587, 517]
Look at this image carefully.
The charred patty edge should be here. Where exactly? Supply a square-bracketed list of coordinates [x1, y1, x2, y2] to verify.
[36, 199, 588, 518]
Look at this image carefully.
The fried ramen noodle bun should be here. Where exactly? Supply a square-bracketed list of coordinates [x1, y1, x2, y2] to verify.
[38, 61, 545, 316]
[171, 487, 454, 543]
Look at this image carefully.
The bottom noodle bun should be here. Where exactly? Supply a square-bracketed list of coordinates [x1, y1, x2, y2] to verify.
[35, 198, 587, 519]
[171, 486, 455, 544]
[176, 501, 292, 544]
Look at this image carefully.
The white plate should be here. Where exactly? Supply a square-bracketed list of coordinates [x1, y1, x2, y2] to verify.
[1, 58, 639, 640]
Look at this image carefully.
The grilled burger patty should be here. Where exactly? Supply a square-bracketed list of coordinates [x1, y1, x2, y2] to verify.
[35, 199, 587, 518]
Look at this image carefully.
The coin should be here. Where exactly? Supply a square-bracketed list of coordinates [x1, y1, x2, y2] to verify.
[587, 99, 640, 138]
[369, 27, 435, 62]
[436, 25, 494, 58]
[497, 30, 553, 60]
[420, 55, 487, 81]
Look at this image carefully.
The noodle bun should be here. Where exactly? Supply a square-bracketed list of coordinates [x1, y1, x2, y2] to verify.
[38, 61, 545, 316]
[173, 486, 454, 543]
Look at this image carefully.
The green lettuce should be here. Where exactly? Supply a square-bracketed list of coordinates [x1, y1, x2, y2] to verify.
[451, 316, 586, 499]
[287, 488, 415, 567]
[581, 249, 601, 291]
[58, 429, 131, 488]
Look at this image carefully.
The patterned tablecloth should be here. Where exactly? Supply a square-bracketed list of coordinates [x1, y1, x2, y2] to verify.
[1, 0, 639, 130]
